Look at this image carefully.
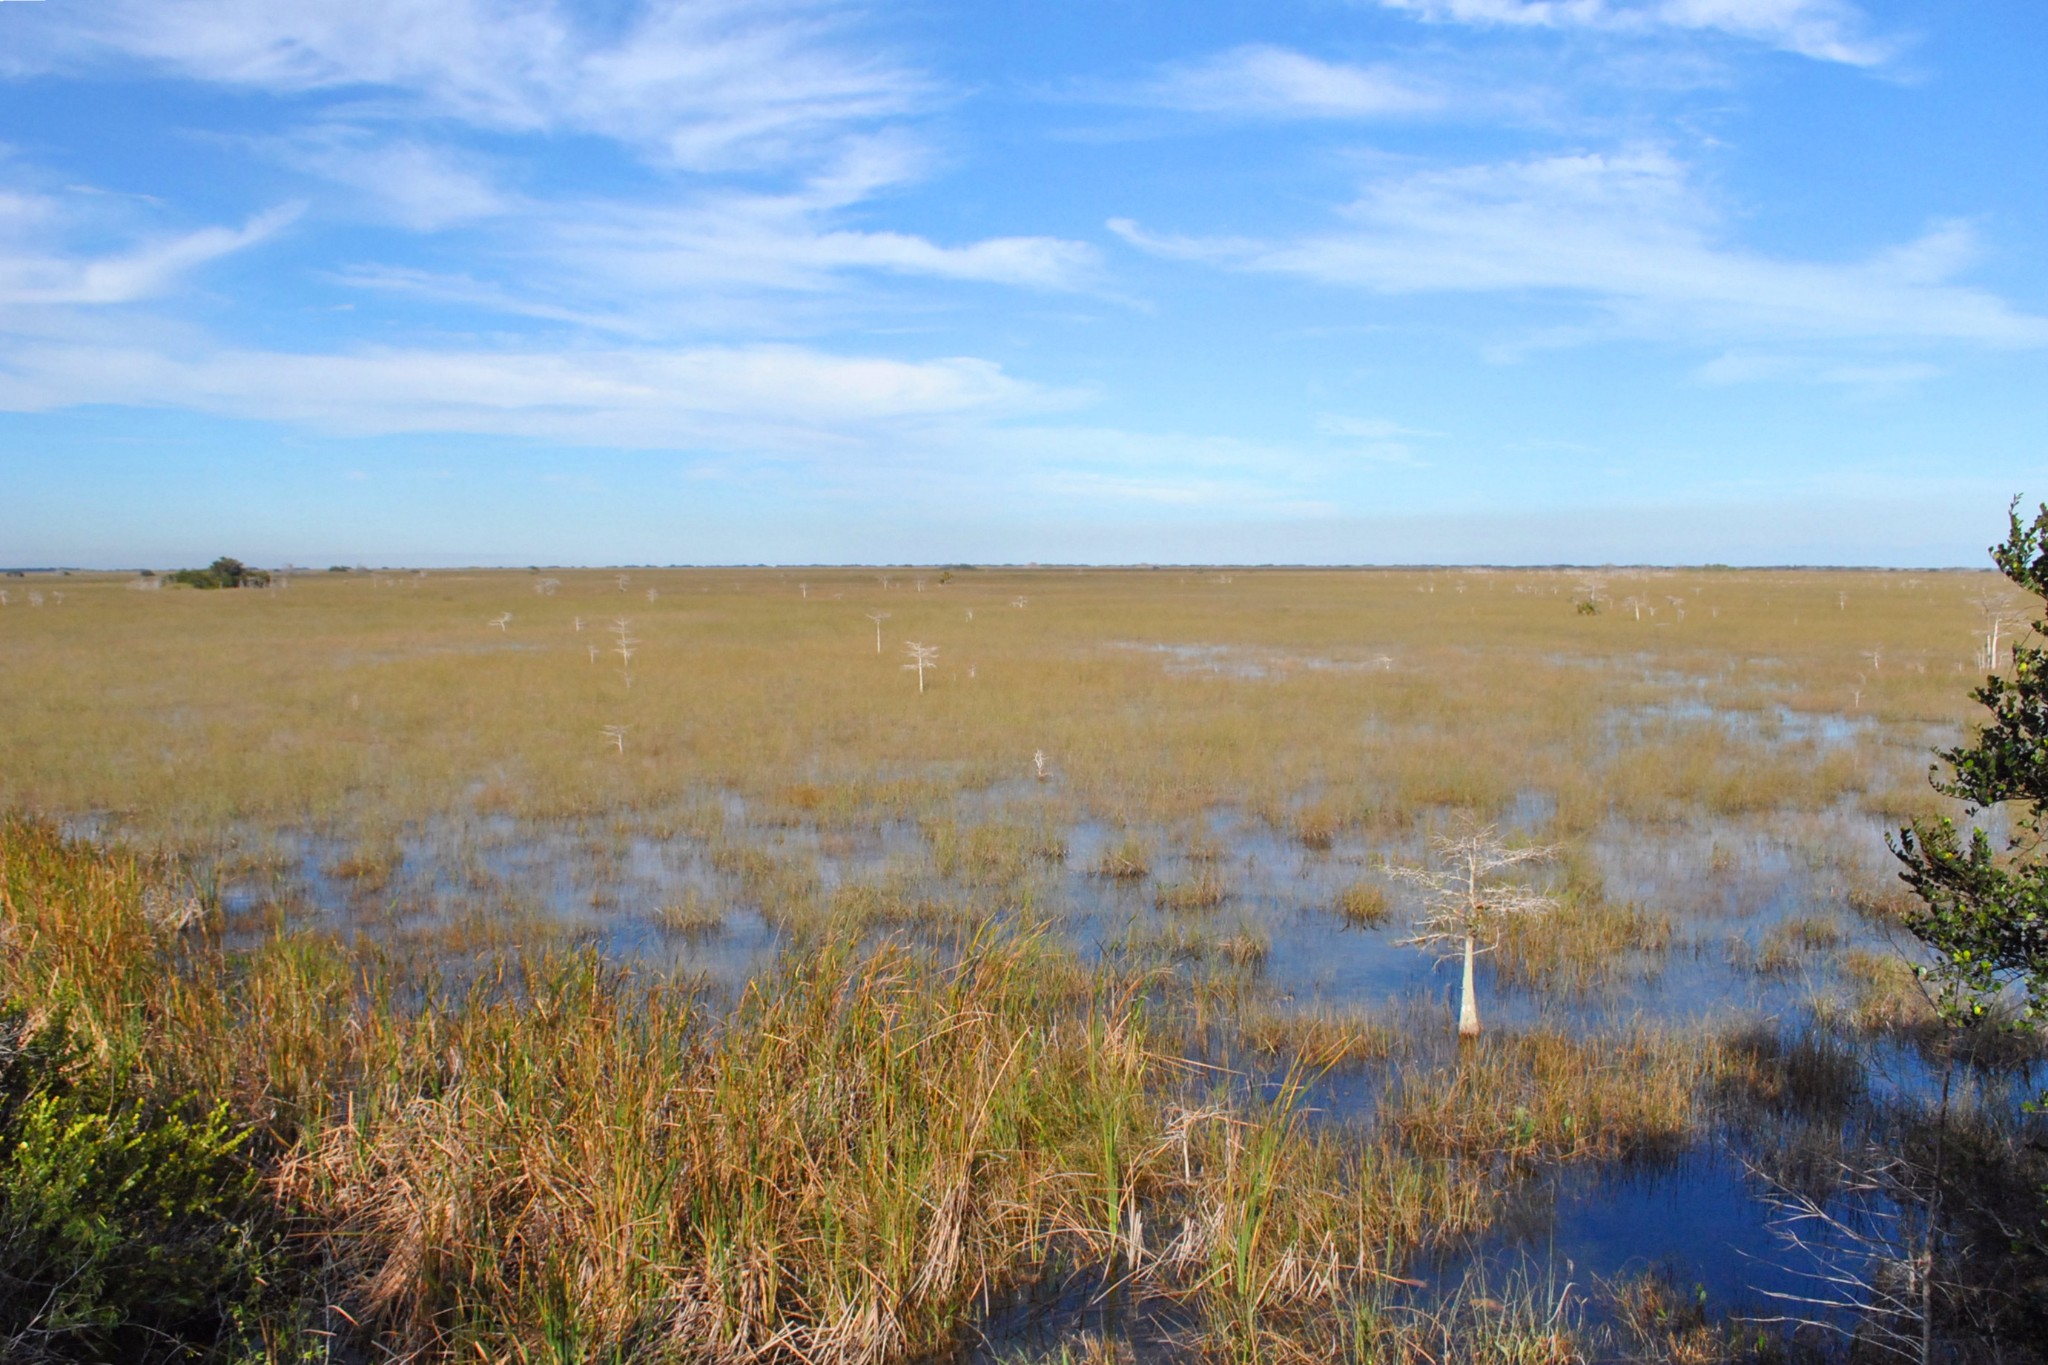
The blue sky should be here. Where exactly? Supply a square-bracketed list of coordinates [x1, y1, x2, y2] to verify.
[0, 0, 2042, 566]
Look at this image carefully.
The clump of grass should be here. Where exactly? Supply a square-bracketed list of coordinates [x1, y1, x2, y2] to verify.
[776, 780, 830, 814]
[1602, 1266, 1728, 1365]
[327, 842, 404, 892]
[1215, 918, 1270, 968]
[293, 934, 1158, 1361]
[654, 889, 727, 937]
[1837, 947, 1937, 1034]
[1333, 881, 1390, 929]
[709, 838, 824, 928]
[1736, 912, 1847, 974]
[1846, 880, 1918, 923]
[993, 1332, 1133, 1365]
[1776, 912, 1846, 950]
[1385, 1027, 1712, 1165]
[1714, 1022, 1863, 1116]
[1495, 893, 1674, 990]
[1154, 869, 1229, 913]
[926, 817, 1062, 888]
[1292, 802, 1345, 852]
[1092, 834, 1150, 880]
[1361, 1265, 1585, 1365]
[1238, 1006, 1396, 1066]
[1120, 918, 1222, 966]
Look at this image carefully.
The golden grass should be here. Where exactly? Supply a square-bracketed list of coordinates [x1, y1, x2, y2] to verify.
[1494, 892, 1675, 990]
[1154, 868, 1231, 913]
[1831, 946, 1946, 1040]
[1333, 881, 1392, 929]
[0, 566, 1983, 857]
[1236, 1006, 1398, 1066]
[654, 889, 728, 937]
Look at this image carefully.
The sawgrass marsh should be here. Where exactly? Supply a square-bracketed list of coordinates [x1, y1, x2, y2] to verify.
[2, 564, 2044, 1361]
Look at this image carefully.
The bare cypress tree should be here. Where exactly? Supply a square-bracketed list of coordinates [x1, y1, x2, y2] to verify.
[902, 641, 938, 695]
[609, 617, 639, 688]
[1387, 822, 1558, 1037]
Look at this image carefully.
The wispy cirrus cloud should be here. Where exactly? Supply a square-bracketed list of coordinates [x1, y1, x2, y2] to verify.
[1316, 415, 1437, 464]
[7, 0, 920, 171]
[0, 0, 1112, 493]
[2, 0, 1099, 359]
[20, 1, 1099, 326]
[0, 312, 1342, 522]
[0, 194, 298, 305]
[1138, 45, 1443, 119]
[314, 131, 1103, 328]
[1375, 0, 1896, 67]
[0, 331, 1057, 451]
[538, 201, 1101, 300]
[1692, 352, 1945, 388]
[1111, 148, 2048, 348]
[274, 132, 513, 231]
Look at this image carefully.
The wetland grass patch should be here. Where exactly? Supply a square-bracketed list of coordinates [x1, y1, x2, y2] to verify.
[0, 817, 1801, 1363]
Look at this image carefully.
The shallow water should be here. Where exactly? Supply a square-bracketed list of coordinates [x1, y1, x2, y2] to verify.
[1416, 1142, 1855, 1347]
[173, 744, 2024, 1356]
[201, 783, 1907, 1030]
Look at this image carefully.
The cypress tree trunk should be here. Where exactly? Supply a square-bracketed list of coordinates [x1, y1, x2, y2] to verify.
[1459, 932, 1481, 1037]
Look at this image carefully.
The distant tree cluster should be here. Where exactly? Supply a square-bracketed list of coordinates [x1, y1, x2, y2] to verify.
[169, 556, 271, 590]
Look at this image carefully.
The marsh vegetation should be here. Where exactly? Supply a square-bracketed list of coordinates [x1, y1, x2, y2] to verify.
[0, 564, 2042, 1361]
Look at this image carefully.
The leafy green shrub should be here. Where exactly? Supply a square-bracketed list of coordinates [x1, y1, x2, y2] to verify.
[0, 1007, 286, 1363]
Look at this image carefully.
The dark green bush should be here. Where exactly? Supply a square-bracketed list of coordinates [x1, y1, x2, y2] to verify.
[168, 557, 270, 590]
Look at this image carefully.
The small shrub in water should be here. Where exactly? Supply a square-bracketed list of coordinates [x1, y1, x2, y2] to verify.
[1093, 834, 1150, 880]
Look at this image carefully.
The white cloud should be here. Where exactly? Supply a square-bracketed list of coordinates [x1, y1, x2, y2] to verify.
[313, 134, 1103, 319]
[1112, 149, 2048, 348]
[1142, 45, 1442, 118]
[1025, 468, 1338, 516]
[280, 132, 511, 231]
[6, 2, 1095, 341]
[0, 198, 297, 304]
[1316, 414, 1436, 463]
[1377, 0, 1894, 66]
[315, 184, 1103, 332]
[533, 135, 1100, 297]
[12, 0, 919, 171]
[544, 197, 1101, 297]
[1316, 415, 1439, 440]
[0, 331, 1056, 451]
[1693, 351, 1945, 387]
[327, 266, 649, 333]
